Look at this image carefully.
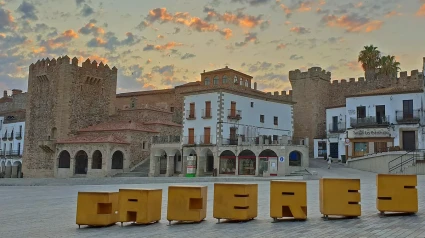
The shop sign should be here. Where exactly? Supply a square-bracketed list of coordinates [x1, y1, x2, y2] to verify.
[348, 128, 390, 138]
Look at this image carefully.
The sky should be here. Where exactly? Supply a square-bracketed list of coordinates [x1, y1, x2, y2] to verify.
[0, 0, 424, 93]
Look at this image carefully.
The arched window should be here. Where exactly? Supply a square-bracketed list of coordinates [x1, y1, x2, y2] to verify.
[58, 150, 70, 168]
[233, 76, 238, 84]
[204, 78, 210, 86]
[239, 78, 243, 85]
[222, 75, 228, 84]
[245, 80, 249, 87]
[92, 150, 102, 169]
[213, 76, 219, 85]
[112, 151, 124, 169]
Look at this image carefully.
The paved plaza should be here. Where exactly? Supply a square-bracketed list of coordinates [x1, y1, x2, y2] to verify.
[2, 161, 425, 237]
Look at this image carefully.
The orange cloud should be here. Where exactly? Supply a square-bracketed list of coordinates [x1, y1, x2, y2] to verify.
[385, 11, 402, 18]
[157, 34, 164, 39]
[284, 21, 291, 25]
[346, 61, 362, 71]
[63, 29, 78, 38]
[322, 14, 383, 33]
[280, 4, 292, 15]
[276, 43, 286, 50]
[290, 26, 310, 34]
[155, 41, 183, 50]
[319, 0, 326, 5]
[298, 2, 312, 12]
[220, 28, 233, 39]
[416, 4, 425, 16]
[32, 47, 46, 54]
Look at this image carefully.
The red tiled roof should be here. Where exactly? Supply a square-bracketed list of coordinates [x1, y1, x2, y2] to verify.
[0, 97, 13, 103]
[175, 81, 201, 88]
[346, 87, 423, 98]
[143, 121, 183, 127]
[79, 121, 159, 133]
[57, 135, 130, 145]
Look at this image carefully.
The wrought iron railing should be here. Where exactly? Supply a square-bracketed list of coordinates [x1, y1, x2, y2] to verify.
[328, 122, 346, 133]
[395, 109, 421, 124]
[350, 116, 390, 128]
[227, 109, 242, 120]
[152, 135, 181, 144]
[199, 135, 216, 145]
[186, 110, 196, 120]
[388, 149, 425, 174]
[183, 136, 196, 145]
[1, 150, 22, 156]
[15, 132, 22, 139]
[202, 108, 212, 119]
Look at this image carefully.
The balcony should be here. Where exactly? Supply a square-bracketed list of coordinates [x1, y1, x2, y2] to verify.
[199, 135, 215, 145]
[186, 110, 196, 120]
[183, 136, 196, 145]
[2, 150, 22, 157]
[38, 139, 56, 153]
[1, 133, 6, 141]
[220, 135, 307, 146]
[15, 132, 22, 140]
[227, 109, 242, 120]
[328, 122, 346, 133]
[152, 135, 181, 144]
[350, 116, 390, 128]
[395, 110, 421, 124]
[202, 108, 212, 119]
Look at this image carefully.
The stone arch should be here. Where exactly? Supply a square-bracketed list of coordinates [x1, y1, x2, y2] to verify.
[259, 149, 278, 158]
[258, 149, 278, 176]
[172, 150, 182, 174]
[289, 150, 302, 166]
[0, 160, 5, 173]
[92, 150, 102, 169]
[238, 150, 256, 175]
[75, 150, 88, 174]
[12, 161, 22, 178]
[5, 160, 12, 178]
[58, 150, 71, 168]
[111, 150, 124, 170]
[201, 148, 214, 173]
[154, 149, 167, 174]
[219, 150, 236, 175]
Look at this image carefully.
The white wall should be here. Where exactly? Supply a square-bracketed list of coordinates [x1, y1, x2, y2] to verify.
[221, 92, 293, 140]
[313, 139, 327, 158]
[345, 92, 424, 129]
[183, 92, 219, 143]
[0, 121, 25, 156]
[326, 107, 346, 132]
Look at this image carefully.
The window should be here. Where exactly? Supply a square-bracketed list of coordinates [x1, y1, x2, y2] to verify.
[251, 102, 254, 107]
[239, 78, 243, 85]
[204, 77, 210, 85]
[403, 100, 413, 116]
[17, 143, 20, 155]
[222, 75, 228, 84]
[142, 141, 146, 150]
[189, 103, 195, 119]
[245, 80, 249, 87]
[274, 116, 278, 125]
[354, 142, 368, 157]
[204, 101, 211, 118]
[131, 98, 136, 108]
[318, 141, 327, 157]
[233, 76, 238, 84]
[260, 115, 264, 123]
[170, 107, 174, 112]
[357, 106, 366, 118]
[213, 76, 219, 85]
[273, 135, 278, 142]
[332, 116, 338, 131]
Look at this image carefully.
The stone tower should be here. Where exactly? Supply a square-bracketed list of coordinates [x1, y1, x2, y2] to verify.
[22, 56, 117, 177]
[289, 67, 331, 155]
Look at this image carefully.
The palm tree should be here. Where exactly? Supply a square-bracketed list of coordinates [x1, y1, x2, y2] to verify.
[358, 45, 381, 80]
[378, 55, 401, 79]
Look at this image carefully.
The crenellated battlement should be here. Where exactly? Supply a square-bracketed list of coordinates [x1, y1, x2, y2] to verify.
[329, 70, 424, 87]
[289, 67, 331, 81]
[30, 55, 116, 74]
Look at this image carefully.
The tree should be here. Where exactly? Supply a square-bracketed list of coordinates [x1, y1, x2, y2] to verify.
[379, 55, 401, 79]
[358, 45, 381, 80]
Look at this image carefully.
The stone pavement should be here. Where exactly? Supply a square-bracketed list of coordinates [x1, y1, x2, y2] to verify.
[1, 161, 425, 237]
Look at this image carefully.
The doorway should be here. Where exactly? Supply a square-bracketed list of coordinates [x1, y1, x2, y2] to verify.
[75, 151, 88, 174]
[376, 105, 386, 124]
[402, 131, 416, 151]
[329, 143, 338, 159]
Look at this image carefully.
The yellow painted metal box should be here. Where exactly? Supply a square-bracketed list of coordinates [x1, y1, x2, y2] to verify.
[167, 185, 207, 223]
[213, 183, 258, 221]
[319, 178, 361, 218]
[76, 192, 118, 227]
[270, 180, 307, 220]
[117, 189, 162, 225]
[376, 174, 418, 214]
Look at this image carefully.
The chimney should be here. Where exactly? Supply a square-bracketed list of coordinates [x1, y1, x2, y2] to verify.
[254, 82, 257, 90]
[12, 89, 22, 96]
[3, 90, 7, 98]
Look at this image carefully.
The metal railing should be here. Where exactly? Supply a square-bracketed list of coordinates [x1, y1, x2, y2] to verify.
[0, 150, 22, 156]
[221, 137, 238, 145]
[202, 108, 212, 118]
[15, 132, 22, 139]
[388, 149, 425, 174]
[186, 110, 196, 120]
[227, 109, 242, 120]
[183, 136, 196, 145]
[395, 110, 421, 124]
[7, 132, 14, 140]
[199, 135, 216, 145]
[350, 116, 390, 128]
[1, 133, 6, 140]
[328, 122, 346, 133]
[220, 136, 307, 146]
[152, 135, 181, 144]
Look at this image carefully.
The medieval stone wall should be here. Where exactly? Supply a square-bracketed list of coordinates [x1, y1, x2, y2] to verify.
[0, 93, 27, 113]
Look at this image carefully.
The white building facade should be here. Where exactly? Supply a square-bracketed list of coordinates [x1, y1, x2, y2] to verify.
[0, 115, 25, 178]
[320, 88, 425, 161]
[150, 86, 309, 177]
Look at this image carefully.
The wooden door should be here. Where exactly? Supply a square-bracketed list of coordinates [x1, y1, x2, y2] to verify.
[230, 101, 236, 117]
[205, 101, 211, 117]
[230, 127, 236, 144]
[402, 131, 416, 151]
[188, 128, 195, 144]
[204, 127, 211, 144]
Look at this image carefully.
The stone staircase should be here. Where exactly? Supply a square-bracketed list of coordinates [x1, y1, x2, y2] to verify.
[114, 159, 150, 177]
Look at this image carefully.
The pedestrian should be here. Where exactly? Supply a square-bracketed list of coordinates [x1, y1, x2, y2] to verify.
[327, 156, 331, 169]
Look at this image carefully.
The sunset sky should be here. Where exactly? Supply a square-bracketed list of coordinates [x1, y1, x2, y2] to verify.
[0, 0, 424, 93]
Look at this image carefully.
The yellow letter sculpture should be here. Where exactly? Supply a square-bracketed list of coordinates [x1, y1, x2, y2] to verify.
[270, 180, 307, 221]
[117, 189, 162, 226]
[167, 185, 207, 225]
[377, 174, 418, 214]
[213, 183, 258, 222]
[319, 178, 361, 218]
[76, 192, 118, 228]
